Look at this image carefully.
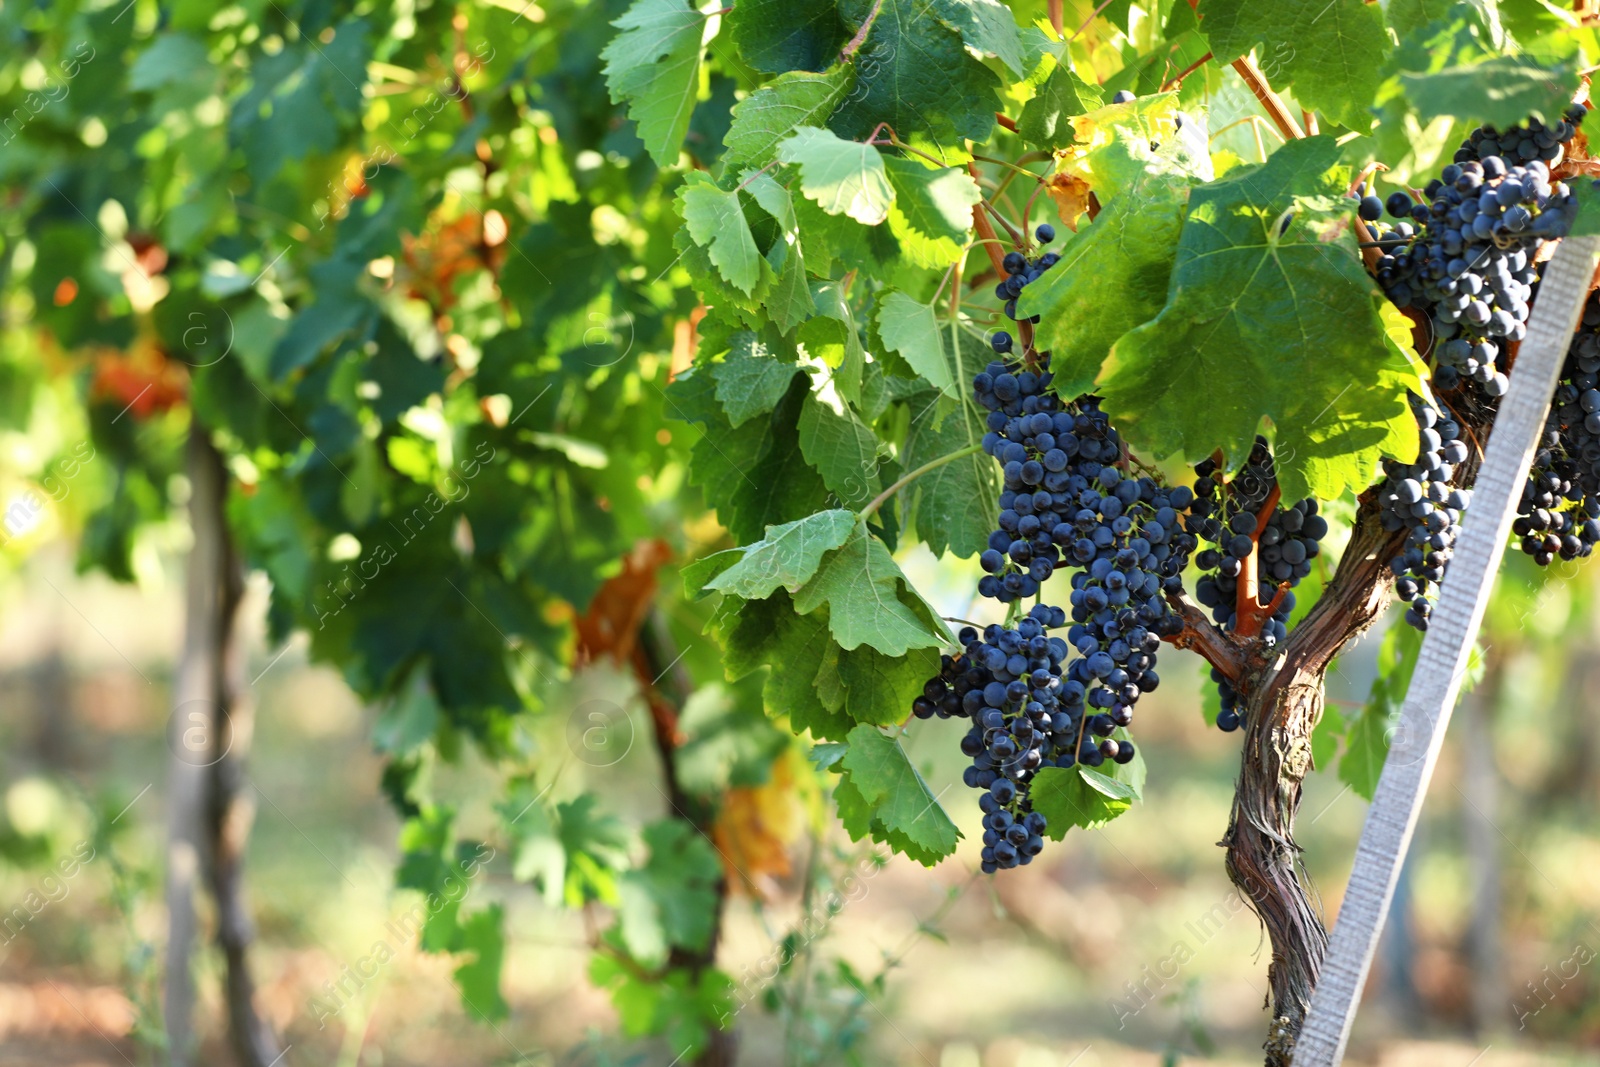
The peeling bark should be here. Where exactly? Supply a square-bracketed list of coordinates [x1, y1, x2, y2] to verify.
[1221, 491, 1408, 1067]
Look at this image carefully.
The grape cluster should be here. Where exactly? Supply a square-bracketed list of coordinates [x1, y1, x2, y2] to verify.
[992, 225, 1061, 324]
[1181, 439, 1326, 730]
[1516, 292, 1600, 565]
[1453, 108, 1586, 169]
[1378, 396, 1470, 631]
[1360, 106, 1585, 401]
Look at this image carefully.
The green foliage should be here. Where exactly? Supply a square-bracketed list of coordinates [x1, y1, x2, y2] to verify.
[1338, 622, 1423, 800]
[1198, 0, 1390, 131]
[11, 0, 1600, 1051]
[835, 725, 961, 864]
[1101, 136, 1419, 503]
[617, 820, 724, 967]
[603, 0, 719, 164]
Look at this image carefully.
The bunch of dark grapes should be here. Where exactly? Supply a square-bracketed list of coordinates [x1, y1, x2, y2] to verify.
[973, 355, 1070, 604]
[914, 607, 1067, 871]
[1516, 291, 1600, 565]
[1182, 439, 1326, 729]
[1453, 109, 1586, 169]
[993, 223, 1061, 323]
[1377, 396, 1470, 631]
[1358, 105, 1585, 401]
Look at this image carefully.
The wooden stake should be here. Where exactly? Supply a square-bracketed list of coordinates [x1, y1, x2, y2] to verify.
[1290, 235, 1600, 1067]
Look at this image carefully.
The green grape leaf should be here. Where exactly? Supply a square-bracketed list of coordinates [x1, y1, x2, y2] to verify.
[712, 592, 855, 740]
[750, 177, 819, 333]
[499, 789, 629, 908]
[838, 645, 940, 725]
[778, 126, 895, 225]
[675, 371, 832, 543]
[792, 522, 950, 655]
[837, 724, 961, 864]
[1340, 621, 1422, 800]
[602, 0, 716, 165]
[1569, 179, 1600, 238]
[680, 172, 761, 296]
[804, 278, 866, 405]
[730, 0, 851, 73]
[1099, 136, 1408, 503]
[724, 66, 857, 171]
[452, 906, 509, 1022]
[1018, 56, 1104, 148]
[828, 0, 1001, 152]
[1197, 0, 1389, 132]
[1030, 764, 1139, 837]
[797, 394, 884, 510]
[1399, 55, 1580, 130]
[884, 157, 983, 269]
[710, 330, 805, 428]
[1017, 169, 1190, 398]
[617, 820, 723, 968]
[926, 0, 1025, 78]
[1386, 0, 1466, 41]
[876, 291, 956, 397]
[589, 955, 734, 1059]
[704, 509, 858, 599]
[902, 390, 998, 559]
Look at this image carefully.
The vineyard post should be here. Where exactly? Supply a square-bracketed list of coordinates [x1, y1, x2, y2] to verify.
[1292, 234, 1600, 1066]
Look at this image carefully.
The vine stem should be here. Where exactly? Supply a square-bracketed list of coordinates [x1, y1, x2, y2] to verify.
[1047, 0, 1063, 36]
[1232, 55, 1305, 140]
[1233, 482, 1281, 639]
[840, 0, 884, 61]
[969, 168, 1010, 278]
[1160, 50, 1212, 91]
[858, 444, 986, 522]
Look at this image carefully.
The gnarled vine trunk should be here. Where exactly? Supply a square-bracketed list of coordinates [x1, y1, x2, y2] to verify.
[1221, 493, 1408, 1067]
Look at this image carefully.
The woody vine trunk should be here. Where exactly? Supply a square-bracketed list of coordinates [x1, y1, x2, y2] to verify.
[1216, 492, 1411, 1066]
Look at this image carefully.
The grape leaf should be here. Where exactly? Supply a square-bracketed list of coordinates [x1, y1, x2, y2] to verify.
[926, 0, 1025, 78]
[1197, 0, 1389, 132]
[1030, 764, 1139, 837]
[743, 173, 818, 332]
[1016, 169, 1190, 398]
[778, 126, 895, 225]
[1399, 55, 1580, 130]
[1340, 621, 1421, 800]
[1018, 56, 1104, 147]
[902, 390, 998, 559]
[837, 724, 961, 864]
[804, 278, 866, 405]
[712, 592, 855, 740]
[679, 172, 761, 296]
[452, 906, 508, 1022]
[1386, 0, 1462, 40]
[792, 522, 950, 655]
[710, 330, 805, 428]
[616, 820, 723, 968]
[876, 291, 956, 397]
[602, 0, 718, 166]
[797, 394, 884, 510]
[837, 645, 940, 725]
[723, 67, 857, 172]
[673, 369, 831, 542]
[703, 509, 857, 599]
[1099, 136, 1409, 503]
[1569, 178, 1600, 238]
[828, 0, 1001, 152]
[883, 157, 982, 269]
[730, 0, 851, 73]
